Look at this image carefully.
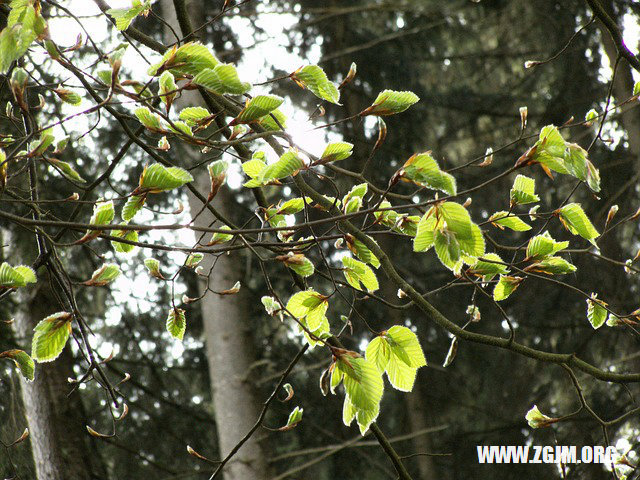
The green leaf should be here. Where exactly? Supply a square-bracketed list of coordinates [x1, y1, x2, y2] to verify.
[286, 289, 328, 331]
[493, 275, 523, 301]
[585, 108, 598, 123]
[134, 107, 165, 132]
[385, 353, 418, 392]
[434, 231, 461, 270]
[111, 228, 138, 253]
[401, 152, 457, 195]
[587, 295, 607, 329]
[31, 129, 55, 156]
[192, 63, 251, 95]
[318, 142, 354, 164]
[489, 211, 532, 231]
[557, 203, 599, 245]
[31, 312, 72, 363]
[54, 88, 82, 106]
[140, 163, 194, 192]
[83, 263, 121, 286]
[158, 70, 177, 107]
[533, 125, 569, 174]
[439, 202, 473, 239]
[276, 197, 309, 215]
[0, 262, 36, 288]
[149, 41, 219, 76]
[365, 336, 390, 373]
[260, 150, 305, 182]
[0, 349, 34, 381]
[339, 356, 383, 411]
[178, 106, 211, 126]
[0, 1, 45, 74]
[526, 256, 576, 275]
[166, 308, 186, 340]
[106, 0, 151, 31]
[342, 256, 379, 293]
[233, 95, 284, 124]
[284, 254, 315, 278]
[256, 109, 287, 131]
[47, 159, 86, 183]
[526, 231, 569, 260]
[348, 236, 381, 269]
[208, 226, 233, 245]
[563, 143, 600, 193]
[90, 200, 115, 227]
[121, 195, 146, 222]
[291, 65, 340, 104]
[413, 212, 439, 252]
[185, 253, 204, 268]
[634, 80, 640, 97]
[468, 253, 509, 278]
[360, 90, 419, 116]
[386, 326, 427, 369]
[144, 258, 164, 279]
[525, 405, 557, 428]
[510, 175, 539, 205]
[281, 406, 303, 430]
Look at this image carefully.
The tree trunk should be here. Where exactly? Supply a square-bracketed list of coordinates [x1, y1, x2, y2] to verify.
[14, 282, 104, 480]
[161, 2, 270, 478]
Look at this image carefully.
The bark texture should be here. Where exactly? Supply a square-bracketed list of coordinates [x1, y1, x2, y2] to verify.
[14, 283, 101, 480]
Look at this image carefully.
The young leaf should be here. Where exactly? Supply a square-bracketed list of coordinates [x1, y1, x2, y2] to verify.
[139, 163, 194, 192]
[192, 63, 251, 95]
[144, 258, 164, 280]
[525, 405, 558, 428]
[493, 275, 523, 301]
[31, 312, 73, 363]
[134, 107, 165, 132]
[111, 228, 138, 253]
[400, 152, 457, 195]
[106, 0, 151, 31]
[279, 254, 315, 278]
[526, 231, 569, 260]
[166, 308, 186, 341]
[467, 253, 509, 279]
[489, 211, 532, 231]
[386, 326, 427, 369]
[148, 41, 219, 76]
[510, 175, 539, 205]
[413, 213, 439, 252]
[83, 263, 121, 286]
[185, 253, 204, 268]
[587, 295, 607, 329]
[53, 87, 82, 106]
[279, 406, 303, 431]
[232, 95, 284, 125]
[317, 142, 354, 164]
[0, 262, 36, 288]
[121, 195, 146, 222]
[260, 150, 305, 182]
[342, 256, 379, 293]
[291, 65, 340, 104]
[557, 203, 599, 245]
[0, 349, 34, 381]
[339, 356, 384, 412]
[256, 109, 287, 131]
[360, 90, 419, 116]
[178, 106, 211, 126]
[365, 336, 390, 373]
[47, 159, 86, 183]
[208, 226, 233, 245]
[525, 257, 576, 275]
